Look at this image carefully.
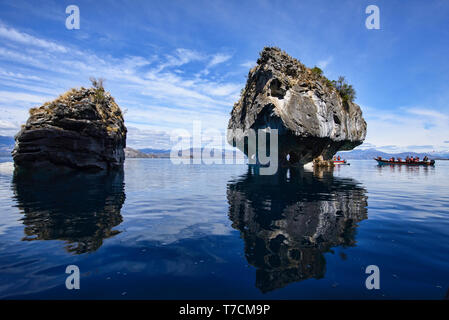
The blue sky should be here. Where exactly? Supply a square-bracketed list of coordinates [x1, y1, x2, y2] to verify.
[0, 0, 448, 152]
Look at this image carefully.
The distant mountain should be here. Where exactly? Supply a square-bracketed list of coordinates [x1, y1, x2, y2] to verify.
[336, 148, 449, 160]
[175, 147, 245, 159]
[137, 147, 246, 160]
[138, 148, 171, 154]
[136, 146, 449, 161]
[4, 135, 448, 161]
[124, 147, 152, 158]
[125, 147, 171, 158]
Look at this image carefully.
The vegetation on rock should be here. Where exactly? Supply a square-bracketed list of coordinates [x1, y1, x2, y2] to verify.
[311, 66, 323, 76]
[330, 76, 356, 103]
[310, 66, 356, 103]
[13, 79, 127, 171]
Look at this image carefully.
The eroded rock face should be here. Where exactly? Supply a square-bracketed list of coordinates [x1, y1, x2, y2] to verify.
[12, 87, 127, 170]
[227, 47, 367, 165]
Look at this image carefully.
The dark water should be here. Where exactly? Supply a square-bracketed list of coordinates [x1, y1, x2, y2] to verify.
[0, 158, 448, 299]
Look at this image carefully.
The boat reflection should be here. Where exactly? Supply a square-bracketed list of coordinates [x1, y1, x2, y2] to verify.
[227, 167, 368, 293]
[11, 168, 125, 254]
[376, 163, 435, 175]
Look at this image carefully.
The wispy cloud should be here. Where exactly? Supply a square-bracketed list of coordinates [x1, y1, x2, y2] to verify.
[0, 69, 43, 81]
[406, 145, 434, 150]
[0, 119, 18, 130]
[317, 57, 332, 69]
[0, 23, 67, 53]
[355, 142, 376, 149]
[408, 108, 449, 120]
[363, 105, 449, 152]
[207, 53, 232, 68]
[0, 91, 52, 104]
[154, 48, 204, 72]
[126, 126, 172, 149]
[0, 24, 244, 148]
[240, 61, 255, 69]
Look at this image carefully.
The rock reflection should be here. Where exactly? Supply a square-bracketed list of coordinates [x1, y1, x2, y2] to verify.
[227, 167, 368, 293]
[12, 168, 125, 254]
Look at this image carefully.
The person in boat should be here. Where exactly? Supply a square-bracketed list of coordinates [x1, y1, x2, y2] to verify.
[337, 155, 341, 161]
[415, 157, 419, 162]
[397, 157, 402, 162]
[406, 156, 410, 163]
[423, 156, 429, 162]
[333, 156, 337, 161]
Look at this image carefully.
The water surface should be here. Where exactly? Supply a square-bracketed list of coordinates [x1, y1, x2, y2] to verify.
[0, 158, 448, 299]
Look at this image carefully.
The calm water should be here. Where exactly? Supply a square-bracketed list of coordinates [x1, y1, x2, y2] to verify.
[0, 158, 448, 299]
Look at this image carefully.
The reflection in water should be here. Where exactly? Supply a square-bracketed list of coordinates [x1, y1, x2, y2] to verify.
[11, 168, 125, 254]
[376, 164, 435, 176]
[227, 167, 368, 293]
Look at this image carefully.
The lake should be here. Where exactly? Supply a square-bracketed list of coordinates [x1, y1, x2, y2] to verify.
[0, 158, 448, 299]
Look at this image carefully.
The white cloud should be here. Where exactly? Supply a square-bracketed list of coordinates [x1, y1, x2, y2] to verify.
[205, 83, 241, 97]
[240, 61, 255, 69]
[126, 126, 172, 149]
[207, 53, 232, 68]
[317, 57, 332, 69]
[0, 119, 18, 130]
[155, 48, 204, 72]
[408, 108, 448, 120]
[363, 105, 449, 152]
[0, 91, 52, 104]
[0, 24, 67, 53]
[0, 24, 245, 148]
[0, 69, 42, 81]
[355, 142, 377, 150]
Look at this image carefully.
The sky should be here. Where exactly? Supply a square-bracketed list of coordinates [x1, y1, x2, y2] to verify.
[0, 0, 448, 152]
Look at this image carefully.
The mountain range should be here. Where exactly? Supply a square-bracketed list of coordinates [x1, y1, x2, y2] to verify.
[1, 136, 448, 160]
[336, 148, 449, 160]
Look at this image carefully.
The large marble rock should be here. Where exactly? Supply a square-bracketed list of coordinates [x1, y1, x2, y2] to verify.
[227, 47, 367, 165]
[12, 86, 127, 170]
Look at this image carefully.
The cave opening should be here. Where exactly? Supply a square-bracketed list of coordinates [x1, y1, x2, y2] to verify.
[333, 114, 341, 125]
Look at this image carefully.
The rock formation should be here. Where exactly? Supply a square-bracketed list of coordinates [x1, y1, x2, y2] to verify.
[12, 85, 127, 171]
[313, 155, 334, 168]
[227, 167, 368, 292]
[227, 47, 367, 166]
[124, 147, 153, 158]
